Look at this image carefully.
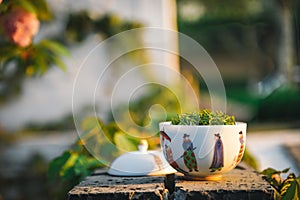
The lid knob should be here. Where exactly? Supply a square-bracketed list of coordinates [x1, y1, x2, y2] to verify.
[138, 139, 148, 152]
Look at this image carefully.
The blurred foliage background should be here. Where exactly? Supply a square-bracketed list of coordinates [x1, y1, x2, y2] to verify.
[177, 0, 300, 126]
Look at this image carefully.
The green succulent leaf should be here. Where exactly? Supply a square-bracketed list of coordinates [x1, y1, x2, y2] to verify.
[171, 109, 236, 125]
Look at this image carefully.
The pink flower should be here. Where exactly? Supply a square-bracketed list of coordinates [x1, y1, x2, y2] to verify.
[2, 7, 40, 47]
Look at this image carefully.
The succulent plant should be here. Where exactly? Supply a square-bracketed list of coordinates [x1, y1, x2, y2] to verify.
[171, 109, 235, 125]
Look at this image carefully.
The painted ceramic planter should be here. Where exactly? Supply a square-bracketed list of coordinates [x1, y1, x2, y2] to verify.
[159, 121, 247, 180]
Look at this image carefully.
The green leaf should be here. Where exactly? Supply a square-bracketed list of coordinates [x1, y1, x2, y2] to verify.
[73, 155, 89, 176]
[0, 4, 8, 14]
[47, 151, 71, 182]
[27, 0, 53, 21]
[178, 112, 200, 125]
[81, 117, 103, 132]
[60, 165, 76, 182]
[242, 148, 259, 170]
[72, 155, 103, 181]
[171, 115, 179, 125]
[199, 109, 212, 125]
[282, 180, 299, 200]
[171, 110, 236, 125]
[13, 0, 36, 13]
[105, 122, 121, 141]
[261, 168, 280, 176]
[39, 40, 69, 56]
[0, 45, 21, 61]
[86, 158, 103, 169]
[60, 152, 79, 180]
[114, 132, 137, 152]
[32, 50, 49, 75]
[52, 55, 67, 72]
[260, 167, 288, 191]
[261, 167, 290, 176]
[282, 168, 291, 174]
[27, 41, 69, 74]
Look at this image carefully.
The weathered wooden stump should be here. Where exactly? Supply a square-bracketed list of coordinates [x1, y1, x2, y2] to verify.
[68, 164, 274, 200]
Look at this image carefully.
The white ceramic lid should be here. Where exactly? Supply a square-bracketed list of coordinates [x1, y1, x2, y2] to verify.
[108, 140, 177, 176]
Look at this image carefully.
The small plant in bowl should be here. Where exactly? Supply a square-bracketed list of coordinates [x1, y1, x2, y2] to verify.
[159, 109, 247, 180]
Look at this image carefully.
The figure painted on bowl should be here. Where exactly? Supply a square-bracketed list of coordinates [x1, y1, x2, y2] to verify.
[229, 131, 246, 168]
[182, 133, 198, 172]
[160, 131, 187, 174]
[235, 131, 245, 164]
[210, 133, 224, 172]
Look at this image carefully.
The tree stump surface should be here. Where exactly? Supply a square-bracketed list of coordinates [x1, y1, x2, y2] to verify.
[68, 164, 274, 200]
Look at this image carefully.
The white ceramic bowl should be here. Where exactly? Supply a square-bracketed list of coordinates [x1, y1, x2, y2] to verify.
[159, 122, 247, 180]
